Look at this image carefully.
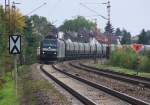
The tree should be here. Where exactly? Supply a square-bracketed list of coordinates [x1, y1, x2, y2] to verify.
[104, 21, 114, 36]
[0, 5, 25, 74]
[0, 5, 25, 54]
[0, 5, 5, 31]
[30, 15, 52, 36]
[60, 16, 96, 32]
[121, 29, 131, 44]
[23, 16, 40, 64]
[146, 30, 150, 44]
[115, 28, 122, 36]
[138, 29, 149, 44]
[0, 5, 5, 52]
[3, 6, 25, 34]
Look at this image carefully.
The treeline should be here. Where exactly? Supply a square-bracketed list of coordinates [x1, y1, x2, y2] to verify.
[138, 29, 150, 44]
[0, 5, 53, 75]
[59, 16, 96, 42]
[114, 28, 150, 45]
[60, 16, 150, 44]
[23, 15, 53, 64]
[0, 5, 25, 75]
[104, 21, 150, 45]
[114, 28, 131, 44]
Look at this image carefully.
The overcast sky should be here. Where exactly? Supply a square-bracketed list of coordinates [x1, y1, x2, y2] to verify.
[0, 0, 150, 35]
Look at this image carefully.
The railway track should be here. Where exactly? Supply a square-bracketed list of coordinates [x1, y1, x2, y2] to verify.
[80, 62, 150, 82]
[41, 62, 149, 105]
[68, 61, 150, 104]
[40, 64, 133, 105]
[69, 62, 150, 88]
[40, 65, 96, 105]
[40, 64, 132, 105]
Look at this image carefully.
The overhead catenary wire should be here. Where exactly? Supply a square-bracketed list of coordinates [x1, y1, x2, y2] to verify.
[17, 2, 47, 20]
[81, 2, 107, 5]
[80, 3, 108, 20]
[25, 2, 47, 16]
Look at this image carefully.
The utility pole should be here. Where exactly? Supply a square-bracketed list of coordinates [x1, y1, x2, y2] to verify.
[4, 0, 10, 33]
[107, 1, 111, 59]
[107, 1, 111, 24]
[102, 0, 111, 59]
[12, 1, 21, 98]
[5, 0, 7, 12]
[107, 1, 111, 46]
[12, 2, 20, 33]
[12, 2, 16, 33]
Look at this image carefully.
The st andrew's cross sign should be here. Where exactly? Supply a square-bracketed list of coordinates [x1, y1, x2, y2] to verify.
[9, 35, 21, 54]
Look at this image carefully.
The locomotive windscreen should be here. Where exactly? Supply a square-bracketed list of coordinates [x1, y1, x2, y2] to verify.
[42, 39, 57, 49]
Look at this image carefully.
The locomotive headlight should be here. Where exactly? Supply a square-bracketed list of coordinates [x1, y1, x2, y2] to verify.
[43, 51, 45, 54]
[54, 52, 56, 54]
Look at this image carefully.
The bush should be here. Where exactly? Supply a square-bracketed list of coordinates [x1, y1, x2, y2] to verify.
[110, 48, 139, 69]
[110, 47, 150, 72]
[145, 51, 150, 59]
[0, 77, 6, 88]
[139, 56, 150, 72]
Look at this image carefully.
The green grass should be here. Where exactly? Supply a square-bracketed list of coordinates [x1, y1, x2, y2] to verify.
[96, 64, 150, 78]
[0, 73, 18, 105]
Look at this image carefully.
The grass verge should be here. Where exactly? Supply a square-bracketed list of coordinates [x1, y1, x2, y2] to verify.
[95, 64, 150, 78]
[0, 73, 18, 105]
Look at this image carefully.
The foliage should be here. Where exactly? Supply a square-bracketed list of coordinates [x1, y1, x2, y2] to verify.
[114, 28, 131, 44]
[138, 29, 150, 44]
[115, 28, 122, 36]
[22, 15, 54, 64]
[23, 17, 38, 64]
[138, 56, 150, 72]
[110, 48, 138, 69]
[121, 29, 131, 44]
[104, 21, 114, 35]
[0, 4, 25, 75]
[1, 13, 54, 66]
[145, 50, 150, 59]
[4, 6, 25, 33]
[30, 15, 52, 36]
[60, 16, 96, 32]
[110, 47, 150, 73]
[138, 51, 150, 72]
[0, 5, 5, 54]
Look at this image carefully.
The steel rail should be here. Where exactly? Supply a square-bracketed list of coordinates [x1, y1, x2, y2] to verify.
[80, 63, 150, 82]
[40, 65, 97, 105]
[53, 63, 150, 105]
[69, 62, 150, 88]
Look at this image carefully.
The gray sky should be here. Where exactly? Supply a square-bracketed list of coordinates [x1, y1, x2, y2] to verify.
[0, 0, 150, 35]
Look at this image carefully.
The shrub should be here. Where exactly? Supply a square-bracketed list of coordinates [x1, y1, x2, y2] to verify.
[139, 56, 150, 72]
[110, 47, 150, 72]
[145, 51, 150, 59]
[0, 77, 5, 88]
[110, 47, 139, 69]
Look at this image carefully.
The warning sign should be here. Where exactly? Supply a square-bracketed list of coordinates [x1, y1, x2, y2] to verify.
[9, 35, 21, 54]
[131, 43, 143, 53]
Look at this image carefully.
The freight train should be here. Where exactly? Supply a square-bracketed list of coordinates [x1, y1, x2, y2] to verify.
[37, 37, 150, 62]
[37, 37, 112, 62]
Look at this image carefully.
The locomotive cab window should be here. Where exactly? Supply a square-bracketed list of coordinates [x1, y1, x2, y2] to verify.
[42, 39, 57, 49]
